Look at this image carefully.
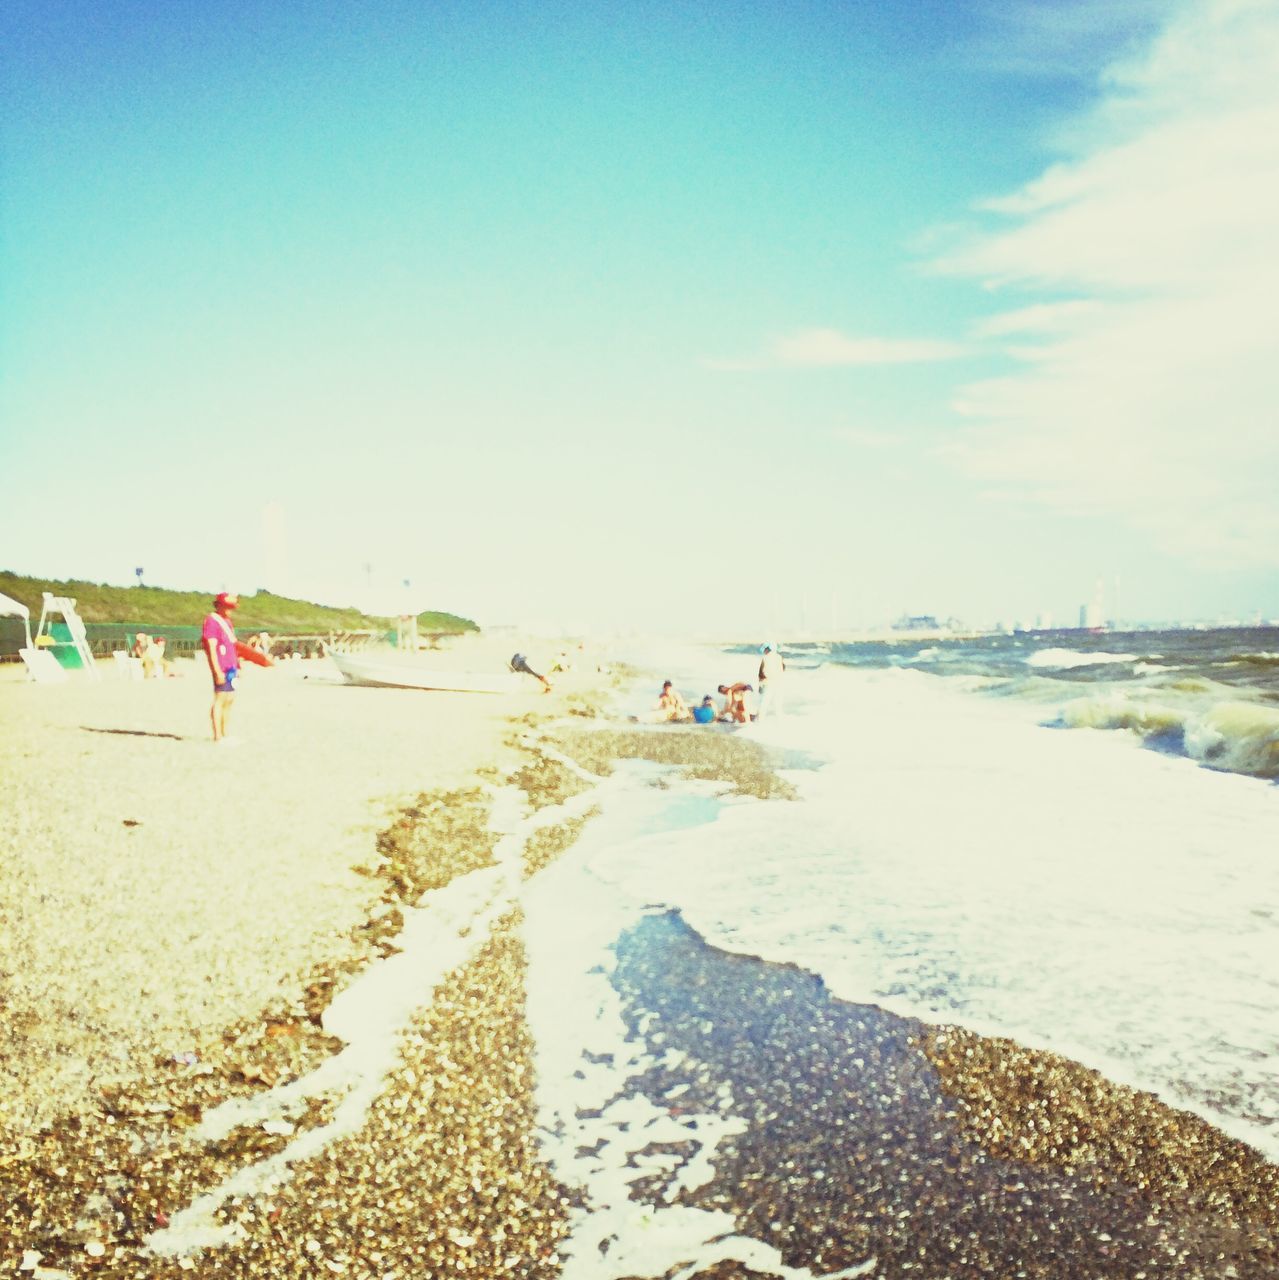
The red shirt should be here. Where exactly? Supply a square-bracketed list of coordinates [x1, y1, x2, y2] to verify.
[202, 611, 237, 669]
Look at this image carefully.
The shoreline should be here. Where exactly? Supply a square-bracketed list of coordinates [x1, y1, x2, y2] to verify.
[2, 659, 1276, 1276]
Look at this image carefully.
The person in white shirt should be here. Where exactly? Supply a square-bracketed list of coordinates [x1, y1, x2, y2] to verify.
[757, 642, 785, 717]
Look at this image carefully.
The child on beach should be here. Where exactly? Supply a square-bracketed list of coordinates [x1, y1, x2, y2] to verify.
[692, 696, 717, 724]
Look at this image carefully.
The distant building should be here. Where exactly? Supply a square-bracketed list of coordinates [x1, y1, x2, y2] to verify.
[1079, 601, 1104, 629]
[892, 614, 941, 632]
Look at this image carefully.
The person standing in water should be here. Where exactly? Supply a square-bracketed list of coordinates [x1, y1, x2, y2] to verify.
[757, 642, 785, 716]
[202, 592, 241, 743]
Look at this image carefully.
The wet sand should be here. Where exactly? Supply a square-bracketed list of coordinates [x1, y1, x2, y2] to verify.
[609, 911, 1279, 1279]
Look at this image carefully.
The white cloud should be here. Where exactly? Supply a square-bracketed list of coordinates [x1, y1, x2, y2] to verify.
[940, 0, 1279, 567]
[775, 329, 967, 367]
[972, 300, 1102, 339]
[704, 327, 967, 372]
[965, 0, 1170, 79]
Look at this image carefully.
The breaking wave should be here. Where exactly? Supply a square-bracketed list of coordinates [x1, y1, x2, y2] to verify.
[1026, 648, 1138, 670]
[1058, 693, 1279, 779]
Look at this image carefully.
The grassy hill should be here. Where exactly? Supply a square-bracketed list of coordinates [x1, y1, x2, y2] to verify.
[0, 571, 478, 636]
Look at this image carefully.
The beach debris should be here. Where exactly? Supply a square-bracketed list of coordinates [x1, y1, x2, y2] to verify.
[924, 1024, 1279, 1223]
[507, 745, 596, 810]
[373, 785, 499, 902]
[554, 725, 797, 800]
[521, 809, 597, 880]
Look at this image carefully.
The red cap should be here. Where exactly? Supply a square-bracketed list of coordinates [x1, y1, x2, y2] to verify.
[214, 592, 239, 610]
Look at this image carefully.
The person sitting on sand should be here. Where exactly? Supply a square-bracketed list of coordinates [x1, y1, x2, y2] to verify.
[141, 634, 174, 679]
[692, 695, 717, 724]
[153, 636, 179, 677]
[717, 682, 754, 723]
[510, 652, 553, 692]
[657, 680, 691, 722]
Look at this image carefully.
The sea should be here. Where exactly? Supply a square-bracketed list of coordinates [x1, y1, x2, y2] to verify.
[520, 627, 1279, 1277]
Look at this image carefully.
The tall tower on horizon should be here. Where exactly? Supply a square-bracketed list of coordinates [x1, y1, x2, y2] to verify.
[1079, 577, 1105, 629]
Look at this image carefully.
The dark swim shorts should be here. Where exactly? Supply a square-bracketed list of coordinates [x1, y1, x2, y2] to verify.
[215, 666, 239, 694]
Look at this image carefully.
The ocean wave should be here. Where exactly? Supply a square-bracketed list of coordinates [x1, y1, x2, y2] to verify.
[1059, 693, 1184, 738]
[1026, 648, 1137, 670]
[1057, 692, 1279, 779]
[1184, 701, 1279, 777]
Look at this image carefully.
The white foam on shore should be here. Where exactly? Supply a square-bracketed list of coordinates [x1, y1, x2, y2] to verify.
[145, 865, 512, 1255]
[145, 770, 603, 1259]
[521, 768, 879, 1280]
[591, 655, 1279, 1166]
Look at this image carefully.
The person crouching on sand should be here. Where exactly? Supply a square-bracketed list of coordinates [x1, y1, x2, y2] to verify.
[717, 682, 754, 723]
[203, 592, 241, 743]
[510, 652, 553, 692]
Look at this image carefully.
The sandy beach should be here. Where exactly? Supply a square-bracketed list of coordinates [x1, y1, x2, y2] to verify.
[2, 648, 1277, 1278]
[0, 639, 567, 1134]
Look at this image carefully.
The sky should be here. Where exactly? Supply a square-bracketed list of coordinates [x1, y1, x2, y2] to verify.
[2, 0, 1277, 636]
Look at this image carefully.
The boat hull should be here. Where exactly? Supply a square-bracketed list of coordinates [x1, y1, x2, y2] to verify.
[327, 649, 522, 694]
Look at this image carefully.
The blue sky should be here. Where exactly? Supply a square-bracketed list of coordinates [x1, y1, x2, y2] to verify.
[2, 0, 1275, 634]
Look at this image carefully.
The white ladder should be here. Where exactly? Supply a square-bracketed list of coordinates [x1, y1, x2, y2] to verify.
[35, 592, 101, 679]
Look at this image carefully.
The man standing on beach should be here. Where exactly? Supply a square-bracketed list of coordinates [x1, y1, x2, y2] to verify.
[757, 642, 785, 717]
[202, 592, 240, 743]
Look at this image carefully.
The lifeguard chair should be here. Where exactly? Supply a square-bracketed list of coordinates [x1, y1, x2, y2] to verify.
[34, 593, 100, 680]
[395, 613, 419, 651]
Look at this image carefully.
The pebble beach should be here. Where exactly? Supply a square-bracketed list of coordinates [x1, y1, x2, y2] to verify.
[2, 648, 1277, 1278]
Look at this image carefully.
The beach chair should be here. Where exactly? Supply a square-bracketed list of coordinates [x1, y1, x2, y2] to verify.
[20, 647, 69, 683]
[113, 650, 143, 680]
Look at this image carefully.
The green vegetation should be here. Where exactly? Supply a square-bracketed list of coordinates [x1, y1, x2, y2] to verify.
[0, 571, 478, 636]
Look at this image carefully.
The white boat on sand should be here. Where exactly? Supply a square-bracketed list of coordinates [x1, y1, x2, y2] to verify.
[327, 648, 523, 694]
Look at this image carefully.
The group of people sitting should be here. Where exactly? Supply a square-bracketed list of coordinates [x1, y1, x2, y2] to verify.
[652, 680, 753, 724]
[646, 644, 785, 725]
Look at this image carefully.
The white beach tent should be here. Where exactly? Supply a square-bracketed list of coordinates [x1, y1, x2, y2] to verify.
[1, 591, 34, 650]
[0, 590, 65, 682]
